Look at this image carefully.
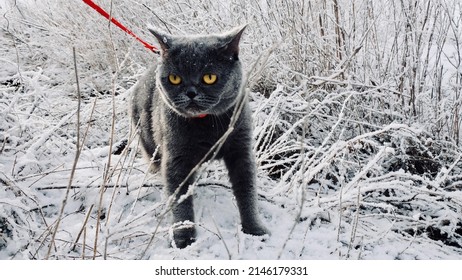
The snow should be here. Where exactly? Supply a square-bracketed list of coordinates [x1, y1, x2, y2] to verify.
[1, 0, 462, 260]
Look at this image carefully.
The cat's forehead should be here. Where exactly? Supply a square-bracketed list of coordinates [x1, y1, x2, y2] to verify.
[161, 38, 229, 73]
[178, 34, 221, 46]
[169, 35, 222, 58]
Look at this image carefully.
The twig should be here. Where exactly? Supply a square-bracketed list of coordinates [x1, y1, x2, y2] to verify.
[94, 0, 119, 259]
[142, 3, 172, 33]
[277, 124, 308, 259]
[45, 47, 82, 259]
[210, 211, 232, 260]
[71, 204, 94, 252]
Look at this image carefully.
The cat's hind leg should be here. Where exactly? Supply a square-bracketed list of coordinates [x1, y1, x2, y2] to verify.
[136, 112, 161, 173]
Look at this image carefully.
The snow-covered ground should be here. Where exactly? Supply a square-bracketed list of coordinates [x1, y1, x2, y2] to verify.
[1, 0, 462, 260]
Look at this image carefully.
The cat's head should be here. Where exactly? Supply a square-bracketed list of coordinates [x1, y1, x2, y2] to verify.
[149, 26, 246, 118]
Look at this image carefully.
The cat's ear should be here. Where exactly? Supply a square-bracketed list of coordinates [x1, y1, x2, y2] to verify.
[219, 25, 247, 59]
[148, 27, 172, 53]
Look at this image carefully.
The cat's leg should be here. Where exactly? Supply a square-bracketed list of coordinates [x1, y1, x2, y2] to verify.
[223, 144, 269, 236]
[162, 154, 197, 248]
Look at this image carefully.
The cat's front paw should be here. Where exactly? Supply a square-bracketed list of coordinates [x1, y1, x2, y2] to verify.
[172, 227, 197, 249]
[242, 223, 270, 237]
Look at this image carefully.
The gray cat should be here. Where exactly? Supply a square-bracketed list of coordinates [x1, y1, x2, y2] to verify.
[130, 25, 268, 248]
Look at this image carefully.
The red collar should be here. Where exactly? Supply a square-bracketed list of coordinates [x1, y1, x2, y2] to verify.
[194, 114, 208, 119]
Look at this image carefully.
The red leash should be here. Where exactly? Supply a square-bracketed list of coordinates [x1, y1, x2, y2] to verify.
[82, 0, 158, 53]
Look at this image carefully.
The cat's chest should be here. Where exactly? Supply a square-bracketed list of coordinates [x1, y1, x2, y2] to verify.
[163, 115, 231, 151]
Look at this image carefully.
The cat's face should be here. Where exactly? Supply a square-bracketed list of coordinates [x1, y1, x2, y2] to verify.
[150, 26, 246, 118]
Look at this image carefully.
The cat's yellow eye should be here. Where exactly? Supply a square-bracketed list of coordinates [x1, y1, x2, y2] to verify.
[203, 74, 217, 85]
[168, 74, 182, 85]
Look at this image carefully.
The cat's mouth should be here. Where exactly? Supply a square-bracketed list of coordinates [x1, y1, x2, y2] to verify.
[183, 102, 208, 116]
[167, 99, 208, 118]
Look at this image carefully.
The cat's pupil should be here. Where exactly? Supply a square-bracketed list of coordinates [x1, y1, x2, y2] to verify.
[169, 74, 182, 85]
[203, 74, 217, 85]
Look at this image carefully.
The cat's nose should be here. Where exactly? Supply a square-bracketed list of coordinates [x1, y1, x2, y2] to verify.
[186, 88, 198, 99]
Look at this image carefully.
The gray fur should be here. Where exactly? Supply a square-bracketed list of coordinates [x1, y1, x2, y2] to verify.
[130, 26, 268, 248]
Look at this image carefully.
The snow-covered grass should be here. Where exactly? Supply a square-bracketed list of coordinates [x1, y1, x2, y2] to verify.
[1, 0, 462, 259]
